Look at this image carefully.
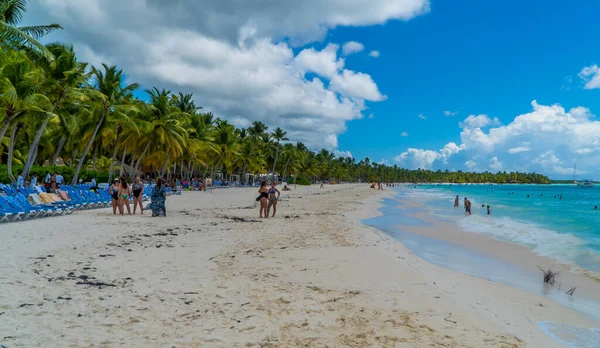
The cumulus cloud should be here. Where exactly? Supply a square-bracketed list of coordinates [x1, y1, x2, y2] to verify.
[465, 160, 477, 170]
[508, 147, 530, 154]
[395, 142, 463, 169]
[342, 41, 365, 55]
[579, 65, 600, 90]
[30, 0, 429, 150]
[401, 132, 409, 137]
[334, 150, 353, 158]
[443, 110, 458, 117]
[418, 113, 427, 120]
[394, 100, 600, 176]
[368, 50, 380, 58]
[488, 157, 503, 171]
[460, 114, 500, 130]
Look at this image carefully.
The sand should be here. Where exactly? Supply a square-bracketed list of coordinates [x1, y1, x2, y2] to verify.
[0, 184, 595, 347]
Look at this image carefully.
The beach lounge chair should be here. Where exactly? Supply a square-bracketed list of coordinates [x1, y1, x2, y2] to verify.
[0, 196, 33, 220]
[10, 195, 51, 218]
[25, 194, 68, 216]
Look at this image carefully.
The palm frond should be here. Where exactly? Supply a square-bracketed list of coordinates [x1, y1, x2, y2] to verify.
[18, 24, 63, 39]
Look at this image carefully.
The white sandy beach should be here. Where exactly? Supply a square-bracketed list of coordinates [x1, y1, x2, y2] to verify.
[0, 184, 596, 347]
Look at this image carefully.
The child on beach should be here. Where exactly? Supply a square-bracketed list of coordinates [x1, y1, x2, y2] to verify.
[454, 195, 459, 207]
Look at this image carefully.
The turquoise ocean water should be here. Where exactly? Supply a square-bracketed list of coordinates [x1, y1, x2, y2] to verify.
[406, 184, 600, 273]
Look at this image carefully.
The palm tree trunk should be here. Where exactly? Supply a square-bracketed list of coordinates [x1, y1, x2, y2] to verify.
[119, 147, 126, 177]
[91, 143, 98, 171]
[161, 153, 170, 178]
[272, 144, 280, 182]
[0, 116, 12, 144]
[72, 115, 105, 184]
[7, 123, 18, 183]
[134, 142, 151, 174]
[282, 157, 290, 181]
[129, 150, 137, 178]
[108, 131, 121, 183]
[22, 103, 59, 179]
[52, 135, 66, 165]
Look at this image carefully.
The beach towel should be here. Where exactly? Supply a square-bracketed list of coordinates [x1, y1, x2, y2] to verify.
[58, 191, 70, 201]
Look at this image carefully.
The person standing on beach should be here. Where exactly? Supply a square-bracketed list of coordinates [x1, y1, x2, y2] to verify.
[454, 195, 459, 207]
[146, 178, 167, 217]
[267, 182, 281, 217]
[487, 205, 491, 215]
[258, 180, 269, 218]
[56, 172, 64, 188]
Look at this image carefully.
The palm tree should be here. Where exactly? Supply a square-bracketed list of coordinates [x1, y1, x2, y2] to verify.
[71, 64, 139, 184]
[247, 121, 268, 144]
[0, 0, 62, 62]
[21, 44, 89, 179]
[141, 88, 188, 177]
[211, 121, 240, 180]
[0, 49, 53, 180]
[270, 127, 288, 182]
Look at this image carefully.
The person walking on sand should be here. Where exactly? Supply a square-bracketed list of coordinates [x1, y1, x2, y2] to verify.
[267, 182, 281, 217]
[258, 180, 269, 218]
[146, 178, 167, 217]
[454, 195, 459, 208]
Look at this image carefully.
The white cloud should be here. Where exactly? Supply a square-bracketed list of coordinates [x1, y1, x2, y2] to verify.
[401, 131, 408, 137]
[444, 110, 458, 117]
[334, 150, 353, 158]
[395, 142, 463, 169]
[508, 147, 530, 154]
[579, 65, 600, 90]
[295, 43, 344, 78]
[395, 148, 438, 169]
[368, 50, 380, 58]
[488, 156, 503, 171]
[418, 113, 427, 120]
[396, 101, 600, 176]
[342, 41, 365, 55]
[31, 0, 429, 150]
[575, 148, 592, 155]
[533, 151, 573, 175]
[460, 114, 500, 130]
[465, 160, 477, 170]
[329, 69, 387, 101]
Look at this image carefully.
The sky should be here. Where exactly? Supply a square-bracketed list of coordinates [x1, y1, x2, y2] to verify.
[26, 0, 600, 178]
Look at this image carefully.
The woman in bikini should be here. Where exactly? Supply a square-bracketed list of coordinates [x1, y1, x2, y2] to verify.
[258, 180, 269, 218]
[110, 178, 121, 215]
[267, 182, 281, 217]
[119, 177, 132, 215]
[132, 175, 145, 214]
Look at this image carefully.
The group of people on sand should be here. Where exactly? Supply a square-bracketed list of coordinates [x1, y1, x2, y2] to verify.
[454, 195, 491, 215]
[109, 176, 147, 215]
[109, 176, 167, 217]
[257, 181, 281, 218]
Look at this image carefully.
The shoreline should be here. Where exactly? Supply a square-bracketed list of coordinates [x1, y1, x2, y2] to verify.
[0, 184, 595, 347]
[398, 189, 600, 287]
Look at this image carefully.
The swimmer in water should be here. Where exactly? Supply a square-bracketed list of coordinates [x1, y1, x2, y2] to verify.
[487, 205, 491, 215]
[454, 195, 459, 208]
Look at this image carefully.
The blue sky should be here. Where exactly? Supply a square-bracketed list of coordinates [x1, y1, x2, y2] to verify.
[332, 0, 600, 176]
[31, 0, 600, 178]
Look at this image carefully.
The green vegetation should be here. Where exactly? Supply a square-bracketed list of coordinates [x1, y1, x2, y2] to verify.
[0, 1, 552, 185]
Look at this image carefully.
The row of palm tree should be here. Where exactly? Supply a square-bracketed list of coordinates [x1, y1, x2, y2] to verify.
[0, 0, 551, 185]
